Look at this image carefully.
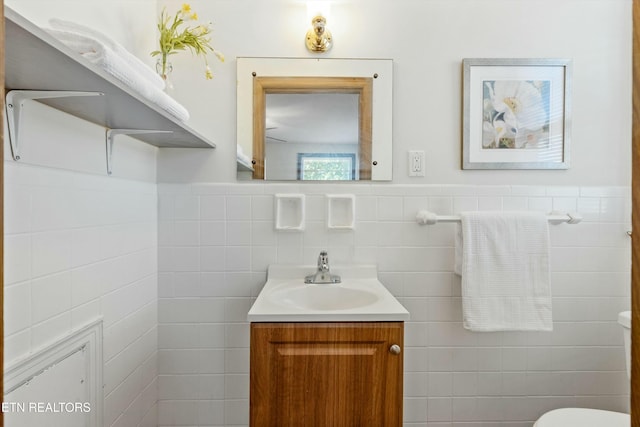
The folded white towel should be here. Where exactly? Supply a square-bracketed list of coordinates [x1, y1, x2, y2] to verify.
[457, 211, 552, 332]
[49, 18, 165, 90]
[47, 29, 190, 122]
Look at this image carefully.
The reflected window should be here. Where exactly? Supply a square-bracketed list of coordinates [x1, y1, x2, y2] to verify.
[297, 153, 356, 180]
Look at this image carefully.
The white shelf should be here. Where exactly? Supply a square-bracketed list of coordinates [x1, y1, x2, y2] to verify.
[4, 6, 215, 150]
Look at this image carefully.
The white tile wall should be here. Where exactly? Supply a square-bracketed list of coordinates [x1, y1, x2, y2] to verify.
[3, 98, 631, 426]
[158, 183, 631, 427]
[4, 162, 158, 427]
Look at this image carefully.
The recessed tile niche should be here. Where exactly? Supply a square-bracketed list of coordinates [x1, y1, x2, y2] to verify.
[326, 194, 355, 230]
[274, 194, 306, 231]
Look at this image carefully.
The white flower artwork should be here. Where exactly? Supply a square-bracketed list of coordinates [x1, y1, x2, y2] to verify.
[462, 58, 571, 170]
[481, 80, 550, 150]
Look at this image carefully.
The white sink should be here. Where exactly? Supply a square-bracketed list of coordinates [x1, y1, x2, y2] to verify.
[247, 265, 409, 322]
[272, 281, 380, 311]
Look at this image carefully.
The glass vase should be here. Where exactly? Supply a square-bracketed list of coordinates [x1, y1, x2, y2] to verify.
[156, 57, 174, 92]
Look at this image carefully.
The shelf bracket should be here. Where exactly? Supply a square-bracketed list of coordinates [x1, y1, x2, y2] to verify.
[106, 129, 172, 175]
[5, 90, 104, 161]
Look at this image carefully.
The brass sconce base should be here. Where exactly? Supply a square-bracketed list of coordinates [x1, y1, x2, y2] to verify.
[305, 15, 332, 52]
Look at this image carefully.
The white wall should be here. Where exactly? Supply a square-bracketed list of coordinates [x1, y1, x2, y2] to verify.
[4, 104, 159, 427]
[158, 182, 630, 426]
[154, 0, 633, 426]
[4, 102, 159, 427]
[157, 0, 632, 186]
[4, 2, 160, 427]
[6, 0, 158, 68]
[3, 0, 633, 426]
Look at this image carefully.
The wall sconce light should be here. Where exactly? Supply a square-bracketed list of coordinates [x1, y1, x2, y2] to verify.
[305, 1, 332, 53]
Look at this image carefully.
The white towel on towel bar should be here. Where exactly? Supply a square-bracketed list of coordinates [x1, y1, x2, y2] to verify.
[457, 211, 552, 332]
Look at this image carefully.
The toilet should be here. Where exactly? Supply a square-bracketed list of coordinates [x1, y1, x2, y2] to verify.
[533, 311, 631, 426]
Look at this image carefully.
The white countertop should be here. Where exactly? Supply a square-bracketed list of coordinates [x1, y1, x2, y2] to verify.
[247, 265, 409, 322]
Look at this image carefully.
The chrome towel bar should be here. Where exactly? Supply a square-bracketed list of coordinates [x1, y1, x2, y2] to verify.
[415, 210, 583, 226]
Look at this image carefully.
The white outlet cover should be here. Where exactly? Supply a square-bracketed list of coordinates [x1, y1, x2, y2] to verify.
[408, 150, 425, 177]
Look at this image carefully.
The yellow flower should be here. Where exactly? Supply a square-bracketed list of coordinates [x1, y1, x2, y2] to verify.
[151, 4, 224, 81]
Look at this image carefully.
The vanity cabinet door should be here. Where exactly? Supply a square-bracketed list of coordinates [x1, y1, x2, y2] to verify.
[250, 322, 404, 427]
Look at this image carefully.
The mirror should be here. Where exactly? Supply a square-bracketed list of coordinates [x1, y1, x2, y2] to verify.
[265, 92, 362, 180]
[256, 77, 371, 180]
[237, 58, 393, 181]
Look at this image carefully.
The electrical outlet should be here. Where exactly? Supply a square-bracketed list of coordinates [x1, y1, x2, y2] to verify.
[408, 150, 425, 177]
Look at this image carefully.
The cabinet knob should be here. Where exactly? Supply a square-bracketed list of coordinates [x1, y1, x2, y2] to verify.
[389, 344, 401, 355]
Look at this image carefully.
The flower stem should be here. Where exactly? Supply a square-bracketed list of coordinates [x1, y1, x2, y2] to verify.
[161, 52, 168, 78]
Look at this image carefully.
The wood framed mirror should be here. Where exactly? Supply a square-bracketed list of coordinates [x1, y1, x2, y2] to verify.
[236, 57, 393, 181]
[252, 76, 372, 180]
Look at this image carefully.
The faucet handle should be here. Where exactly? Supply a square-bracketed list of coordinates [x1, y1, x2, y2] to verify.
[318, 250, 329, 268]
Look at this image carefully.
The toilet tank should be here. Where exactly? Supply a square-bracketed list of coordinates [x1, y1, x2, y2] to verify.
[618, 311, 631, 379]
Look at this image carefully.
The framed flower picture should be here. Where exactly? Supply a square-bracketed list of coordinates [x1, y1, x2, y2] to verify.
[462, 58, 572, 169]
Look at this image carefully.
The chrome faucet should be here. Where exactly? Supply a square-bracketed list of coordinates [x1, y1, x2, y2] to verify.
[304, 251, 341, 284]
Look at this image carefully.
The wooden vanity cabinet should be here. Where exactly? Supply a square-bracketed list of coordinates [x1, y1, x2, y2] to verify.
[250, 322, 404, 427]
